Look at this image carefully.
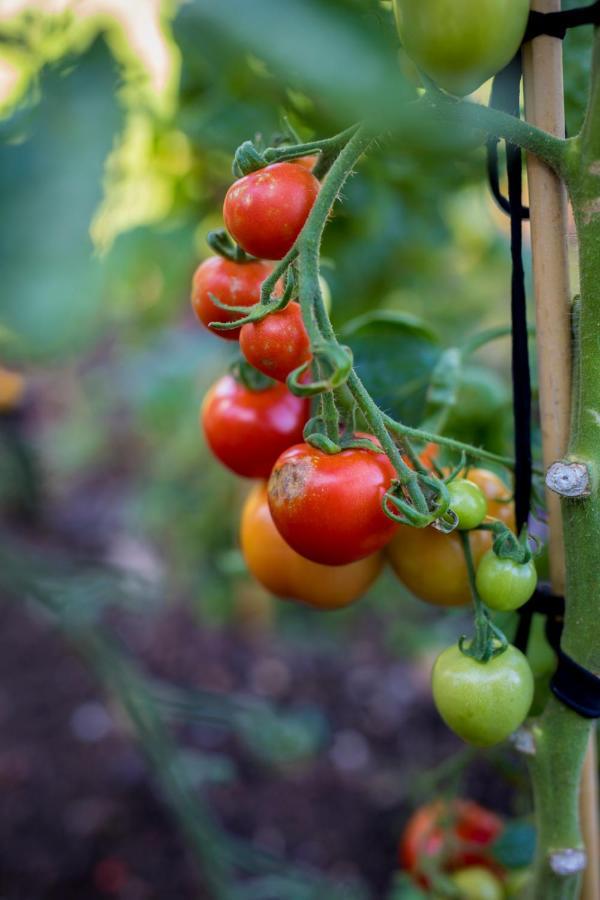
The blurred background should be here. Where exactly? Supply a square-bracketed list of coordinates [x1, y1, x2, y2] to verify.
[0, 1, 592, 898]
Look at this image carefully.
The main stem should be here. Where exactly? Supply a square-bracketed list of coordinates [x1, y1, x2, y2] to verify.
[526, 25, 600, 900]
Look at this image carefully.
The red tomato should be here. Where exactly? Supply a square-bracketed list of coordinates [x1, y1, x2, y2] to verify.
[267, 438, 398, 565]
[223, 162, 320, 260]
[241, 483, 383, 608]
[239, 302, 311, 382]
[201, 375, 309, 478]
[399, 799, 503, 883]
[190, 256, 275, 341]
[292, 154, 319, 171]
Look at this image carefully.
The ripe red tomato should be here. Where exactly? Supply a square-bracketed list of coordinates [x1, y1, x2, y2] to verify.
[292, 154, 319, 171]
[239, 302, 311, 382]
[241, 483, 383, 608]
[223, 162, 320, 260]
[399, 799, 503, 881]
[190, 256, 275, 341]
[267, 438, 398, 565]
[201, 375, 309, 478]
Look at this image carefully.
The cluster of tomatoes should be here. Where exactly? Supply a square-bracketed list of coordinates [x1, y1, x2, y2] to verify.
[399, 798, 528, 899]
[191, 148, 539, 751]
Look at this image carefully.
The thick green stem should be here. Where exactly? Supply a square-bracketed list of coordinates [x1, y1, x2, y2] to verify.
[422, 92, 568, 174]
[525, 26, 600, 900]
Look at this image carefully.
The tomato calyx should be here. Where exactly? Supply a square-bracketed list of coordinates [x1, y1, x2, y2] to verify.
[231, 125, 360, 178]
[230, 358, 275, 393]
[206, 227, 254, 264]
[384, 472, 452, 529]
[287, 341, 353, 397]
[209, 263, 297, 334]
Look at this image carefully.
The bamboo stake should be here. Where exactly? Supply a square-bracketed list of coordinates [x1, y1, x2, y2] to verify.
[522, 4, 599, 899]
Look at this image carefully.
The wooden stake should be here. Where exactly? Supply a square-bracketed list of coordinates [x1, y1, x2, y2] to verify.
[522, 4, 599, 899]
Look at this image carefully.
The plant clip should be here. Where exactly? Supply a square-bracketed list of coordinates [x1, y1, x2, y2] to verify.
[232, 140, 266, 177]
[286, 343, 353, 397]
[551, 649, 600, 720]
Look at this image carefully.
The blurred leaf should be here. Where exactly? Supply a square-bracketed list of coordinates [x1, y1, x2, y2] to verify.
[0, 43, 121, 360]
[179, 0, 411, 127]
[343, 311, 441, 424]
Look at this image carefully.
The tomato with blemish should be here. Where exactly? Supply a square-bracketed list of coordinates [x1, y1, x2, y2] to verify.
[202, 375, 309, 478]
[223, 162, 320, 260]
[267, 438, 398, 565]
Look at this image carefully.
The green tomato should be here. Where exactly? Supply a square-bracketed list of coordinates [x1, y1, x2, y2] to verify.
[448, 479, 488, 530]
[432, 643, 534, 747]
[475, 550, 537, 611]
[392, 0, 530, 96]
[448, 866, 504, 900]
[505, 867, 533, 897]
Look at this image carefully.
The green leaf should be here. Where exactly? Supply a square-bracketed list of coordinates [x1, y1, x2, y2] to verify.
[0, 43, 121, 361]
[491, 821, 536, 869]
[342, 311, 441, 425]
[421, 347, 463, 433]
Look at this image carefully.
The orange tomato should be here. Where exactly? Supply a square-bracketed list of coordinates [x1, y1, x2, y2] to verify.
[388, 468, 515, 607]
[241, 483, 383, 609]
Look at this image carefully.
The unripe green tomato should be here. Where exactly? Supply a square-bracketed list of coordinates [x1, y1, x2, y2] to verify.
[475, 550, 537, 611]
[505, 867, 532, 897]
[432, 643, 534, 747]
[392, 0, 530, 96]
[447, 866, 504, 900]
[448, 479, 488, 530]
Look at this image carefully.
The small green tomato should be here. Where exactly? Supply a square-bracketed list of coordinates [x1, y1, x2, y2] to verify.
[475, 550, 537, 611]
[432, 643, 534, 747]
[448, 479, 488, 530]
[449, 866, 504, 900]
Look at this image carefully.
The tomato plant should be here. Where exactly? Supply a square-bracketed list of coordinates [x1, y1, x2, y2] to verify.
[267, 439, 398, 565]
[241, 482, 382, 608]
[239, 302, 311, 382]
[201, 374, 308, 478]
[190, 256, 275, 340]
[475, 550, 537, 612]
[432, 643, 534, 746]
[399, 799, 503, 880]
[223, 162, 320, 260]
[392, 0, 530, 96]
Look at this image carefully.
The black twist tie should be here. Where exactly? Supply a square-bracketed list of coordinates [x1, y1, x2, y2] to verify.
[551, 650, 600, 719]
[524, 2, 600, 43]
[486, 55, 532, 535]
